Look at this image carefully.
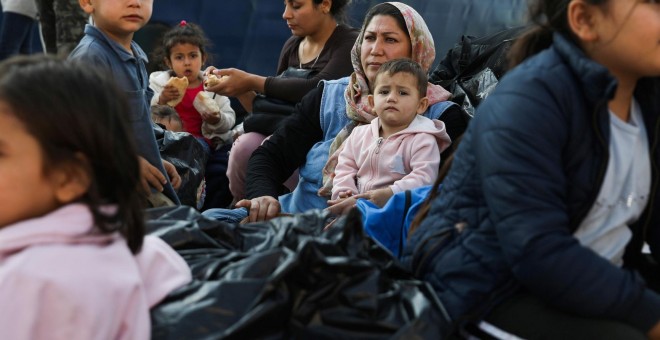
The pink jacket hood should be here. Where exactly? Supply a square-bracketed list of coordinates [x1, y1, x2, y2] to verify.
[0, 204, 191, 340]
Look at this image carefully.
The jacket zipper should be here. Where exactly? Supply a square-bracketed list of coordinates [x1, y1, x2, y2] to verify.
[374, 137, 383, 154]
[362, 137, 384, 193]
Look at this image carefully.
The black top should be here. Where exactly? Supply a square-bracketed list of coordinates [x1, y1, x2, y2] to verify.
[263, 24, 359, 102]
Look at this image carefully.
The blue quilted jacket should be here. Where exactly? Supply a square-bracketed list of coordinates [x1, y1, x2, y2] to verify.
[401, 33, 660, 332]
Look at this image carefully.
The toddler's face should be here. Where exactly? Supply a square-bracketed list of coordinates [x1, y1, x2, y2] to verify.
[0, 102, 64, 228]
[371, 72, 426, 132]
[167, 43, 205, 86]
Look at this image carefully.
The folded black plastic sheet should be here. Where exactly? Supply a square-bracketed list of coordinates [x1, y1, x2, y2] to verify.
[147, 206, 449, 339]
[155, 127, 208, 208]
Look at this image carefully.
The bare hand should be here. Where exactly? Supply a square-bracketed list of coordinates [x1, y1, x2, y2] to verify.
[205, 67, 253, 97]
[199, 110, 221, 125]
[138, 156, 166, 194]
[159, 84, 180, 105]
[235, 196, 281, 222]
[355, 187, 394, 208]
[337, 190, 354, 199]
[162, 159, 181, 190]
[325, 196, 358, 216]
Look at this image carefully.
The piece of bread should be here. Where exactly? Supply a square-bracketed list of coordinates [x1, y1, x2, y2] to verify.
[193, 91, 220, 116]
[166, 76, 188, 107]
[204, 74, 226, 89]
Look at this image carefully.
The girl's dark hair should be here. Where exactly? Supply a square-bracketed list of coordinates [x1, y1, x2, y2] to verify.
[361, 2, 408, 39]
[152, 21, 211, 71]
[508, 0, 607, 68]
[312, 0, 352, 25]
[0, 55, 145, 253]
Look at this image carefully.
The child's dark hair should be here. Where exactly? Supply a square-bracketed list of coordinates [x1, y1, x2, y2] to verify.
[508, 0, 607, 68]
[375, 58, 428, 97]
[0, 55, 145, 253]
[151, 104, 183, 128]
[153, 21, 211, 71]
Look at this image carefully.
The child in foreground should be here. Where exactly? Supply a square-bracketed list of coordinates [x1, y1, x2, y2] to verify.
[0, 56, 191, 339]
[150, 20, 235, 210]
[327, 58, 451, 214]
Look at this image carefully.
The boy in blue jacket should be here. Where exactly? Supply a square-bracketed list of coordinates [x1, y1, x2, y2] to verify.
[70, 0, 181, 204]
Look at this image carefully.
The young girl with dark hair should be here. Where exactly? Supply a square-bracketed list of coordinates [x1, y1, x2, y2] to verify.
[403, 0, 660, 338]
[150, 21, 236, 209]
[0, 55, 190, 339]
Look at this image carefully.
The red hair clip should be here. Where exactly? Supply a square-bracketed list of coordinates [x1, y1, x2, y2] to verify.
[179, 20, 187, 27]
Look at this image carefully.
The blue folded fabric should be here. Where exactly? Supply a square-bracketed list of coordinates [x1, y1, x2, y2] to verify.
[356, 186, 433, 258]
[201, 207, 248, 223]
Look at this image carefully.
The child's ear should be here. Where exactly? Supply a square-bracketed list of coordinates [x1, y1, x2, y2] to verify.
[50, 153, 92, 205]
[367, 94, 375, 113]
[416, 96, 429, 114]
[567, 0, 599, 43]
[78, 0, 94, 15]
[163, 57, 172, 69]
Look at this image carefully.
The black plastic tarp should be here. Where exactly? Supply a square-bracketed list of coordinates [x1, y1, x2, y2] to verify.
[147, 207, 450, 339]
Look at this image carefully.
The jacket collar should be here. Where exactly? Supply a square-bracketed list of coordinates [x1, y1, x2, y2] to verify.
[552, 33, 617, 105]
[84, 24, 148, 63]
[0, 204, 119, 258]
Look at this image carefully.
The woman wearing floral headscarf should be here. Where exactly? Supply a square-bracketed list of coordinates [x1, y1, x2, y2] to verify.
[236, 2, 469, 222]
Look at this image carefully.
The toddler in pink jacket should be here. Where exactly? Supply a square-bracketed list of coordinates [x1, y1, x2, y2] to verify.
[330, 59, 451, 208]
[0, 56, 191, 339]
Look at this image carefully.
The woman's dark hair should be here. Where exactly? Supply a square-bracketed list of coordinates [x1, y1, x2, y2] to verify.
[152, 21, 211, 71]
[508, 0, 607, 68]
[361, 2, 409, 39]
[0, 55, 146, 253]
[312, 0, 352, 25]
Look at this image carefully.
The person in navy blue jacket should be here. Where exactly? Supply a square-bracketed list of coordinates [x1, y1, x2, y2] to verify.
[402, 0, 660, 338]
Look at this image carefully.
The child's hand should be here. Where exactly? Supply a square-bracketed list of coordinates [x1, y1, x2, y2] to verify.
[138, 156, 167, 194]
[159, 84, 180, 105]
[355, 187, 394, 208]
[199, 110, 220, 125]
[325, 196, 358, 216]
[337, 190, 354, 199]
[162, 159, 181, 190]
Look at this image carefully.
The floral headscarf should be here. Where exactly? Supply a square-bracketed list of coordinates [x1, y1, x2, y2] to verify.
[318, 2, 451, 197]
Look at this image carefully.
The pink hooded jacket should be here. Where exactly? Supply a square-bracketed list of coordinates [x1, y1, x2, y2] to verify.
[332, 115, 451, 200]
[0, 204, 191, 339]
